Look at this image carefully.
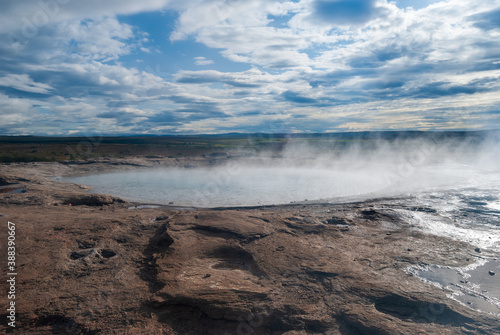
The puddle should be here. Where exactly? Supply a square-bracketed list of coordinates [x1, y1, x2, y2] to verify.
[407, 258, 500, 315]
[9, 188, 26, 194]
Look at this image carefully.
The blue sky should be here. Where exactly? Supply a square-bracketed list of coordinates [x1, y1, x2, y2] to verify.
[0, 0, 500, 135]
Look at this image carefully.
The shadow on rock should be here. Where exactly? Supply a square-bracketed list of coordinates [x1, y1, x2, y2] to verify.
[139, 222, 174, 293]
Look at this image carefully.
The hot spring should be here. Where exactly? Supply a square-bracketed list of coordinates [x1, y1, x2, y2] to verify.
[58, 137, 500, 314]
[59, 157, 498, 208]
[59, 165, 391, 207]
[58, 135, 500, 208]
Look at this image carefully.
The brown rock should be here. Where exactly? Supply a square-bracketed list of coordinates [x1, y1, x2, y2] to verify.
[63, 194, 123, 206]
[0, 161, 499, 334]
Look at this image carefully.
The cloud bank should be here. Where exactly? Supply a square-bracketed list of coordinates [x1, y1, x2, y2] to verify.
[0, 0, 500, 135]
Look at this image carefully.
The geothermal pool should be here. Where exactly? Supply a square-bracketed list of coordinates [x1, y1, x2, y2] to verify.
[59, 166, 391, 207]
[58, 162, 496, 208]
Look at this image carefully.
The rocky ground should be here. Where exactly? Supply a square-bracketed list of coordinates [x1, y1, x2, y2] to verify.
[0, 159, 499, 334]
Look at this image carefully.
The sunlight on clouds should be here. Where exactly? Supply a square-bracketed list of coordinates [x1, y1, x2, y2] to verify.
[1, 0, 500, 134]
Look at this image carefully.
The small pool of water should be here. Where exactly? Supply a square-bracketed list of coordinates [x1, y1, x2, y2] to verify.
[407, 259, 500, 315]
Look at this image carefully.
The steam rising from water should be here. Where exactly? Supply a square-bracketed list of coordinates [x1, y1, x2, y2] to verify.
[62, 132, 500, 207]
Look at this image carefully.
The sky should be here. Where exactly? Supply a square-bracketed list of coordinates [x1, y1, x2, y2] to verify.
[0, 0, 500, 135]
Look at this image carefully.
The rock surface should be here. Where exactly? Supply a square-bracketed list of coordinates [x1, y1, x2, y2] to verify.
[0, 161, 499, 334]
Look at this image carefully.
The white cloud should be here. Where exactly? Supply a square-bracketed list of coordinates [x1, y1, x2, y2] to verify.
[169, 1, 312, 68]
[170, 0, 298, 41]
[58, 17, 136, 61]
[0, 0, 175, 34]
[194, 56, 214, 66]
[0, 92, 35, 115]
[0, 74, 53, 94]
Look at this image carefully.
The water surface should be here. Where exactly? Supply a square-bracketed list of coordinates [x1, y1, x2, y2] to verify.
[60, 166, 389, 207]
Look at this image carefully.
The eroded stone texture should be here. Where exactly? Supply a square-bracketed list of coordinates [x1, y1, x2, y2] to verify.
[0, 161, 499, 334]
